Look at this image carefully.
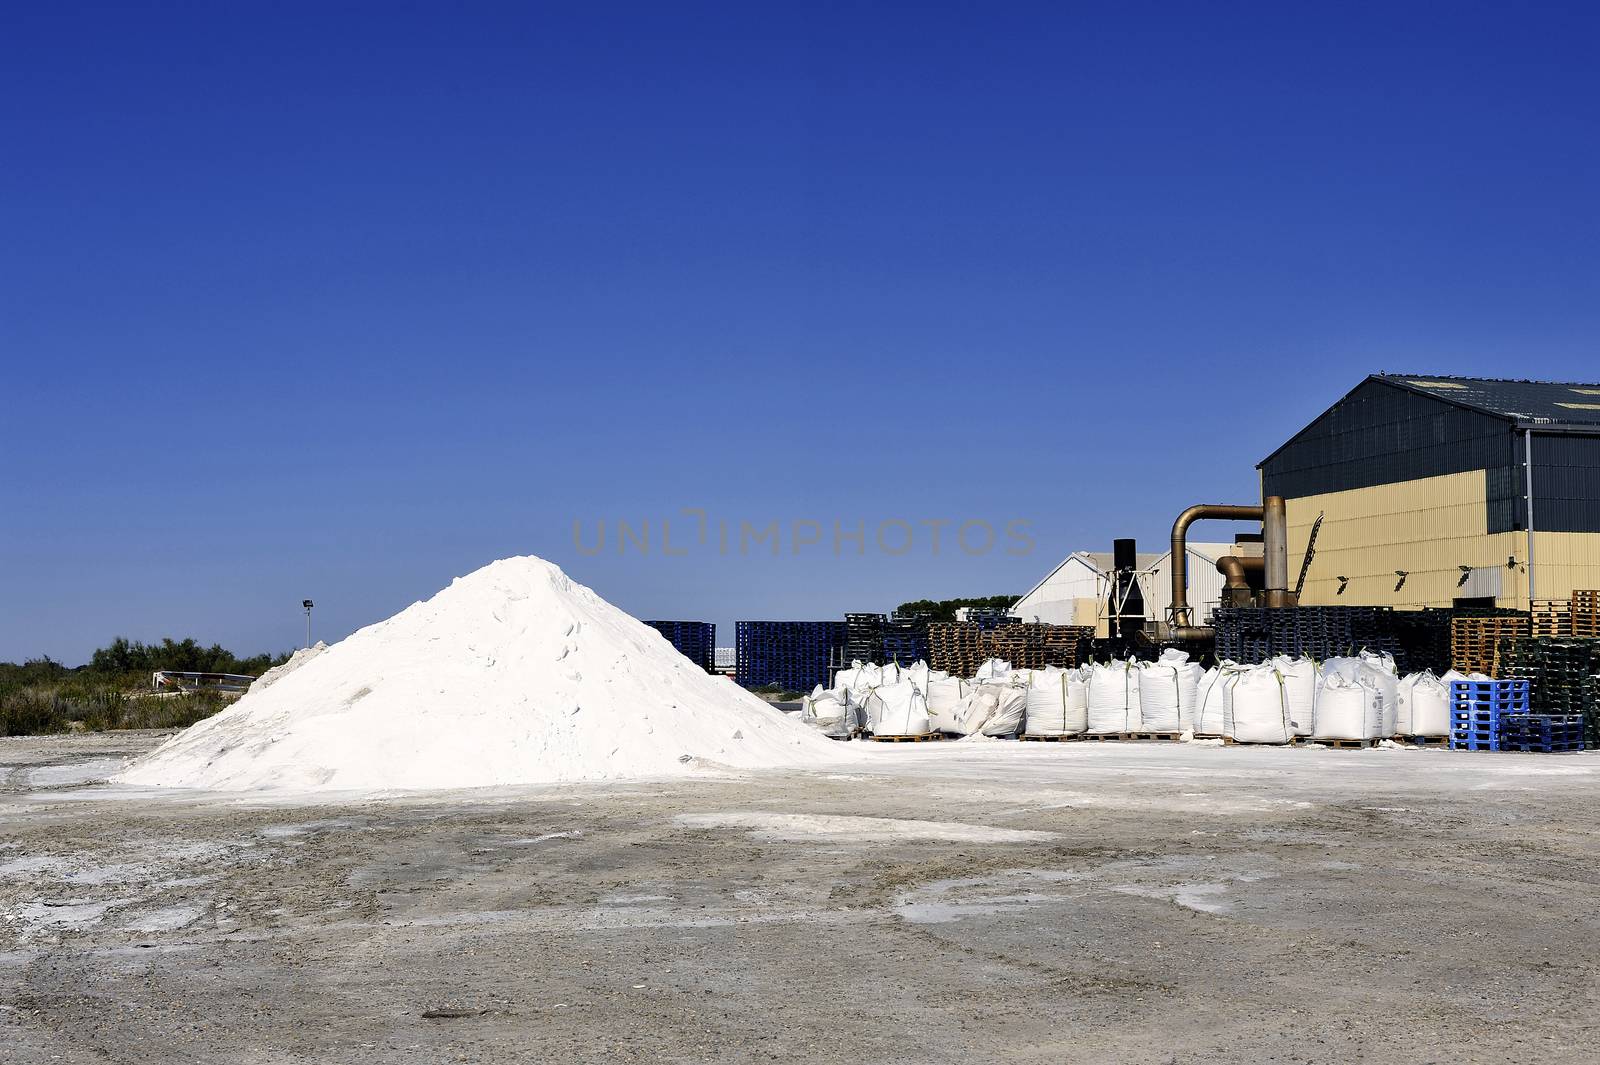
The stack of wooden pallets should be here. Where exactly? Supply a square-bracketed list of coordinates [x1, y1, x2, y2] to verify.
[1449, 614, 1529, 676]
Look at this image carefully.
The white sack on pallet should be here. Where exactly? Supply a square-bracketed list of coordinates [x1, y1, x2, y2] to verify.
[1271, 655, 1319, 737]
[862, 680, 930, 737]
[1227, 664, 1297, 744]
[1398, 672, 1450, 736]
[1024, 669, 1088, 736]
[974, 658, 1013, 681]
[978, 683, 1029, 737]
[925, 677, 969, 734]
[832, 661, 878, 695]
[1313, 672, 1383, 740]
[903, 661, 931, 694]
[1086, 661, 1140, 734]
[1138, 650, 1202, 732]
[1194, 666, 1239, 736]
[1360, 650, 1398, 675]
[800, 686, 858, 739]
[1322, 656, 1397, 737]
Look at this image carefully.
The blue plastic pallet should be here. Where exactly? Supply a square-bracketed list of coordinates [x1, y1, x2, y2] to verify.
[1498, 740, 1585, 753]
[1449, 679, 1529, 694]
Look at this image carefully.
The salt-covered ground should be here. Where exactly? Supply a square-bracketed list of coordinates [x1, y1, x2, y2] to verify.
[5, 730, 1600, 1064]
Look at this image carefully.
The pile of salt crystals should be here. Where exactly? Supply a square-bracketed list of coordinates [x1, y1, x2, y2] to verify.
[118, 557, 850, 790]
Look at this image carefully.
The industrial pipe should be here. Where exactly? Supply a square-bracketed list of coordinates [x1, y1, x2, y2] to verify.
[1170, 503, 1265, 640]
[1263, 495, 1294, 608]
[1216, 554, 1263, 607]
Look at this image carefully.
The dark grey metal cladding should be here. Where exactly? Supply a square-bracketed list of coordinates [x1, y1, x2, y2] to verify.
[1526, 432, 1600, 533]
[1259, 378, 1515, 504]
[1259, 376, 1600, 535]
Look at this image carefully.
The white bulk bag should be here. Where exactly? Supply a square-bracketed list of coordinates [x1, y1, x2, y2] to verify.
[1399, 672, 1450, 736]
[903, 661, 931, 694]
[1320, 656, 1395, 737]
[1024, 670, 1088, 736]
[1271, 656, 1319, 737]
[1138, 650, 1201, 732]
[833, 661, 884, 696]
[863, 680, 930, 737]
[800, 686, 857, 739]
[1195, 665, 1245, 736]
[1228, 664, 1295, 744]
[1086, 661, 1139, 734]
[974, 658, 1013, 681]
[925, 677, 969, 734]
[955, 687, 998, 735]
[981, 684, 1029, 737]
[1314, 673, 1383, 740]
[1359, 650, 1398, 675]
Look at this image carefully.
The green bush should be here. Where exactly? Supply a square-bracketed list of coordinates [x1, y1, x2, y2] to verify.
[0, 637, 290, 736]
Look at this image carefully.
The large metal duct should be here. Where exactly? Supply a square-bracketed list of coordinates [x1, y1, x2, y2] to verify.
[1262, 495, 1292, 609]
[1216, 554, 1263, 607]
[1169, 503, 1264, 641]
[1170, 495, 1295, 641]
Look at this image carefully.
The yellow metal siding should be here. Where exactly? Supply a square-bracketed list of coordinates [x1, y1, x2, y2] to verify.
[1283, 470, 1600, 609]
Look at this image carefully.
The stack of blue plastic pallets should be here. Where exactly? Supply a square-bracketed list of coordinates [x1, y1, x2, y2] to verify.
[643, 621, 716, 673]
[1498, 713, 1585, 752]
[735, 621, 847, 691]
[1449, 679, 1531, 751]
[881, 619, 929, 665]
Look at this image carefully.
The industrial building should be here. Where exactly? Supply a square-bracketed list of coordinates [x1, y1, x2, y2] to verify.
[1260, 374, 1600, 611]
[1009, 373, 1600, 639]
[1010, 543, 1252, 636]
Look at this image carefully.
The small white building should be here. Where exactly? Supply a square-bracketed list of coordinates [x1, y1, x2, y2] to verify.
[1010, 542, 1253, 636]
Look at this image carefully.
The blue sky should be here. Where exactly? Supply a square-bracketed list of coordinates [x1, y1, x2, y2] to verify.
[3, 3, 1598, 663]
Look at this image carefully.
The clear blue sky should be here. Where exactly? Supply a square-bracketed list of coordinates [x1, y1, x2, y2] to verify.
[4, 3, 1597, 663]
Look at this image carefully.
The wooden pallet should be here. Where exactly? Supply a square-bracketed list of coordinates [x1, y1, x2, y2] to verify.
[1080, 733, 1128, 742]
[1531, 599, 1573, 639]
[1450, 615, 1530, 675]
[1310, 737, 1379, 750]
[1397, 734, 1449, 747]
[1120, 731, 1183, 742]
[869, 732, 946, 742]
[1019, 733, 1083, 742]
[1224, 736, 1309, 747]
[1572, 590, 1600, 638]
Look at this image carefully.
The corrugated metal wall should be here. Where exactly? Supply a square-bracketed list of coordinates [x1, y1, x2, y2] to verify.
[1286, 469, 1600, 608]
[1262, 379, 1518, 525]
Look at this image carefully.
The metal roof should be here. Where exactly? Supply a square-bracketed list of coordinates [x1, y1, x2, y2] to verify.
[1258, 373, 1600, 470]
[1374, 373, 1600, 427]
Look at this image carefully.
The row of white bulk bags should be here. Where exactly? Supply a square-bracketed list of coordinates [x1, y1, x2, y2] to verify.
[1024, 669, 1088, 736]
[1313, 672, 1384, 740]
[1087, 661, 1141, 734]
[1226, 664, 1299, 744]
[1397, 671, 1450, 735]
[1138, 650, 1203, 731]
[800, 686, 860, 739]
[861, 680, 931, 736]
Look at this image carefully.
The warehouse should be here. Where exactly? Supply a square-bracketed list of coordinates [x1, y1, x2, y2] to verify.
[1261, 374, 1600, 611]
[1009, 543, 1246, 634]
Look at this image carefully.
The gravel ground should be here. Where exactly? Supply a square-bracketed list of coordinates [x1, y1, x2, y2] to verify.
[3, 730, 1600, 1063]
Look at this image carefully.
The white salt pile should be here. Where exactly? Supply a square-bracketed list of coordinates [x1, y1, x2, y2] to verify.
[117, 557, 850, 791]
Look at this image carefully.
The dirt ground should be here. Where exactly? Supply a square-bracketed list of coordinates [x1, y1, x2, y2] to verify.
[4, 730, 1599, 1064]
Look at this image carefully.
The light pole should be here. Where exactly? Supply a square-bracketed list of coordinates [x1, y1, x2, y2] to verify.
[302, 599, 314, 648]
